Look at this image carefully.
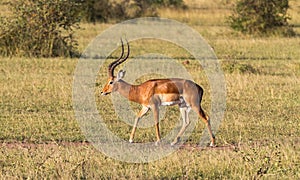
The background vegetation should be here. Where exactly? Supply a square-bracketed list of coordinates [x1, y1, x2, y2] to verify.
[0, 0, 299, 179]
[81, 0, 186, 23]
[0, 0, 296, 57]
[0, 0, 185, 57]
[229, 0, 295, 36]
[0, 0, 81, 57]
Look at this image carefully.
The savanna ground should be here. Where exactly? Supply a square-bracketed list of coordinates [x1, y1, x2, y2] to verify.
[1, 0, 300, 179]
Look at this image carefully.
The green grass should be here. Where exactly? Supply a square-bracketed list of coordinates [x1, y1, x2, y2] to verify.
[1, 0, 300, 179]
[0, 58, 83, 142]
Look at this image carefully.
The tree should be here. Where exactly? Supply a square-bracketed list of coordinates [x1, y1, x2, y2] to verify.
[229, 0, 295, 36]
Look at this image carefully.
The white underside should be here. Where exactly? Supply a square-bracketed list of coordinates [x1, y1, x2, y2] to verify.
[160, 96, 186, 107]
[161, 101, 180, 106]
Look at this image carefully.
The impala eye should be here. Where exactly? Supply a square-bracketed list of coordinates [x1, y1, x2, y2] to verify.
[109, 81, 113, 84]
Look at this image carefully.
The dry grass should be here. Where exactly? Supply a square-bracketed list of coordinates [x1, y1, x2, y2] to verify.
[0, 139, 299, 179]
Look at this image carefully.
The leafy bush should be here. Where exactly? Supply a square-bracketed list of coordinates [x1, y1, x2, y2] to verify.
[82, 0, 185, 23]
[229, 0, 295, 36]
[0, 0, 81, 57]
[147, 0, 186, 7]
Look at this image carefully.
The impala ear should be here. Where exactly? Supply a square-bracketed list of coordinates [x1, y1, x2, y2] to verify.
[117, 70, 126, 80]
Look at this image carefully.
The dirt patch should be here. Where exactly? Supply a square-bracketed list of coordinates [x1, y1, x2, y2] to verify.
[179, 144, 239, 151]
[1, 141, 91, 149]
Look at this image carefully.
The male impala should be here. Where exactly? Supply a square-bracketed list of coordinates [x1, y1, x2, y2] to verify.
[101, 39, 215, 147]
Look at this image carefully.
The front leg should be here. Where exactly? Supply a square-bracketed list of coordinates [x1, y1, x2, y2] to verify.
[129, 106, 149, 143]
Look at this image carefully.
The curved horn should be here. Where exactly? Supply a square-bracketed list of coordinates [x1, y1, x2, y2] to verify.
[108, 39, 124, 77]
[108, 39, 130, 77]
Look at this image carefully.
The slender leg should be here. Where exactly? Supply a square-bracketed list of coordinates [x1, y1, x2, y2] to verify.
[193, 106, 215, 147]
[129, 106, 149, 143]
[171, 107, 191, 146]
[152, 104, 161, 145]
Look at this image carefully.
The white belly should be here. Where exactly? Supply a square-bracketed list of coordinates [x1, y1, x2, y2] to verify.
[161, 101, 180, 106]
[157, 94, 186, 107]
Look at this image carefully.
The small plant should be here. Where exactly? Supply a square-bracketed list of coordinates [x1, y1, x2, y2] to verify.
[228, 0, 295, 36]
[223, 61, 257, 74]
[0, 0, 81, 57]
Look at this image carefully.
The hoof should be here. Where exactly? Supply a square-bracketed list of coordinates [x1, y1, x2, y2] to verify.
[209, 142, 216, 147]
[171, 137, 180, 146]
[129, 139, 133, 143]
[155, 141, 161, 146]
[171, 140, 178, 146]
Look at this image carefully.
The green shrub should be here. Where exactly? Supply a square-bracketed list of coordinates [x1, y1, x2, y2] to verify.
[228, 0, 295, 36]
[0, 0, 81, 57]
[81, 0, 185, 23]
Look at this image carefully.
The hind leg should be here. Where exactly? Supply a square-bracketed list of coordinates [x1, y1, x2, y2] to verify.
[171, 107, 191, 146]
[193, 105, 215, 147]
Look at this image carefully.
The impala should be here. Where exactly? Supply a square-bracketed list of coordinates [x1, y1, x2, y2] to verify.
[101, 39, 215, 146]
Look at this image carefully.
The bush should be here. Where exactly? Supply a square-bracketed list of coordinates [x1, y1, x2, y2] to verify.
[228, 0, 295, 36]
[81, 0, 185, 23]
[0, 0, 81, 57]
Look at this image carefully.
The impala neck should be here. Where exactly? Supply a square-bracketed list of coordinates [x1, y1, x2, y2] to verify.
[115, 79, 134, 99]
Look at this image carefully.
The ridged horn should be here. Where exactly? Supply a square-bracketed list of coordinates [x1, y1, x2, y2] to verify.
[108, 39, 130, 77]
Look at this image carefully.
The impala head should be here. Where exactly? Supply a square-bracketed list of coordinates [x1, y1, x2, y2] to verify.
[101, 39, 130, 95]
